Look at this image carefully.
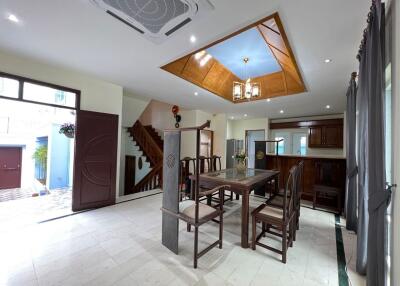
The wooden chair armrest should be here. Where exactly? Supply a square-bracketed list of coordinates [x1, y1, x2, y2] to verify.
[199, 185, 231, 197]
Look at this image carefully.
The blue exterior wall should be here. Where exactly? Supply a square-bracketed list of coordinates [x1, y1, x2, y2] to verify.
[48, 124, 71, 189]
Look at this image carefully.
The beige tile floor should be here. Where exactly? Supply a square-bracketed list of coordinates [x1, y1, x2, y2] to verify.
[0, 192, 366, 286]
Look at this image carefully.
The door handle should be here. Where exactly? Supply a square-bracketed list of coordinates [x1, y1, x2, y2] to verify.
[3, 167, 18, 170]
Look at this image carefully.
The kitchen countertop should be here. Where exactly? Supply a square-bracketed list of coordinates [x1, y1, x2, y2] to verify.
[265, 153, 346, 160]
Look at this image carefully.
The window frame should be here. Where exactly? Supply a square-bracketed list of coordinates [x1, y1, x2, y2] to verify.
[0, 71, 81, 110]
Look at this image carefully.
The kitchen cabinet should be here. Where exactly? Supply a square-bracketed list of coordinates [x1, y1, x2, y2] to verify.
[308, 125, 343, 148]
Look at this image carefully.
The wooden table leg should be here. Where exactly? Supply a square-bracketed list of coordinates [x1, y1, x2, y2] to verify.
[241, 191, 249, 248]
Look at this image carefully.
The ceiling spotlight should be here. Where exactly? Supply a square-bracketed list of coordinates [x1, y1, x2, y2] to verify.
[230, 116, 234, 120]
[267, 98, 271, 102]
[280, 110, 284, 114]
[194, 92, 199, 96]
[324, 59, 332, 63]
[190, 35, 196, 43]
[326, 105, 331, 109]
[244, 114, 247, 117]
[7, 14, 19, 23]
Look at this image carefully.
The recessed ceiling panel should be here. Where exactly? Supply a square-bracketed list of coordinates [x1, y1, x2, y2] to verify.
[161, 13, 306, 103]
[206, 28, 281, 80]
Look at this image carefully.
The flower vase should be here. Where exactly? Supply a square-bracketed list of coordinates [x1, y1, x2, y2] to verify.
[236, 161, 246, 173]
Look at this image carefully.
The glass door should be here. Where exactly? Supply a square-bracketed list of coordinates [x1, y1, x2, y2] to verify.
[384, 6, 393, 285]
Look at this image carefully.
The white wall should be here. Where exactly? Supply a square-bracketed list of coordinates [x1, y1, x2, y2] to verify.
[392, 0, 400, 284]
[0, 50, 124, 197]
[230, 118, 269, 142]
[139, 100, 179, 136]
[122, 93, 150, 128]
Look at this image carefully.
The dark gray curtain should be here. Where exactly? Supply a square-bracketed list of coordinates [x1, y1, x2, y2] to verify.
[356, 1, 390, 285]
[356, 35, 368, 275]
[345, 76, 358, 232]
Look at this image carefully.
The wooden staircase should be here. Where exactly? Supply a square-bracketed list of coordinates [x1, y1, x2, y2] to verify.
[127, 120, 163, 193]
[144, 125, 164, 151]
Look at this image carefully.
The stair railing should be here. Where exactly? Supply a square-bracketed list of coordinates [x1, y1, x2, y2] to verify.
[127, 120, 163, 194]
[132, 164, 162, 193]
[128, 121, 163, 166]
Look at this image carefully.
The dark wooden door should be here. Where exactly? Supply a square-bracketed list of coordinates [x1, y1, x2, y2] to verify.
[73, 110, 118, 211]
[308, 127, 322, 147]
[0, 147, 22, 189]
[124, 155, 136, 195]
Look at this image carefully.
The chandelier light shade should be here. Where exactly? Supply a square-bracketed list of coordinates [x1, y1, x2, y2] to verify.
[232, 57, 261, 101]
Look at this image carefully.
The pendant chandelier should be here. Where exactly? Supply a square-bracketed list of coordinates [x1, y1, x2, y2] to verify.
[233, 57, 261, 101]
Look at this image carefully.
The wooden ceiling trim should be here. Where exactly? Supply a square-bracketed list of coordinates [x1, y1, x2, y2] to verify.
[257, 24, 289, 57]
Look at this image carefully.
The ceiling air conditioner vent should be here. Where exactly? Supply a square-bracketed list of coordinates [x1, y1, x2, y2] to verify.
[91, 0, 214, 44]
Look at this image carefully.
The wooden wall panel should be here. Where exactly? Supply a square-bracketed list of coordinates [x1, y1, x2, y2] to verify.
[258, 24, 289, 56]
[181, 55, 214, 85]
[162, 56, 190, 75]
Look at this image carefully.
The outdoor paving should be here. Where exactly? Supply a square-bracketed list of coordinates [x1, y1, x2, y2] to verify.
[0, 188, 73, 231]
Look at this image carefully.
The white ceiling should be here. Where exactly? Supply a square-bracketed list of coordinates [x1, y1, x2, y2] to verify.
[0, 0, 370, 119]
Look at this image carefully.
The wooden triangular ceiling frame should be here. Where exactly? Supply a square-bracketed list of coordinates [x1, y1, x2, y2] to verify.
[161, 12, 306, 103]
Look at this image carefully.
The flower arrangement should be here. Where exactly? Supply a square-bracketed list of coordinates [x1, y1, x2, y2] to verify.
[59, 123, 75, 138]
[235, 151, 247, 173]
[235, 151, 247, 163]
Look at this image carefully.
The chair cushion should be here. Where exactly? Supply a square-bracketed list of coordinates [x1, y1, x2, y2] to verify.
[267, 195, 284, 207]
[179, 200, 217, 220]
[179, 200, 195, 213]
[258, 205, 284, 219]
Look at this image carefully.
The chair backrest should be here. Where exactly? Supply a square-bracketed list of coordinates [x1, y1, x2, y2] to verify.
[180, 157, 195, 192]
[283, 165, 298, 220]
[211, 155, 222, 171]
[199, 156, 211, 173]
[296, 161, 305, 202]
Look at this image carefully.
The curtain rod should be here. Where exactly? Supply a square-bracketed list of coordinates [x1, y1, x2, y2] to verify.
[356, 1, 378, 61]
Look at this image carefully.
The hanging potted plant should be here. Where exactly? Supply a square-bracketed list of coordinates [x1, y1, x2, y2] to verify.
[59, 123, 75, 138]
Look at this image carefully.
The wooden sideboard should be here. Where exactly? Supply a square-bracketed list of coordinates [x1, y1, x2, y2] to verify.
[265, 154, 346, 210]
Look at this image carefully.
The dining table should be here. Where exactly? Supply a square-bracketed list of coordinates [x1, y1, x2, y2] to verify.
[190, 168, 280, 248]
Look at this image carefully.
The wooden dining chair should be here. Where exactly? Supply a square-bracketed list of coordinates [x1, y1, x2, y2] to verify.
[264, 161, 303, 240]
[169, 184, 230, 268]
[209, 155, 234, 206]
[251, 165, 297, 263]
[179, 157, 196, 201]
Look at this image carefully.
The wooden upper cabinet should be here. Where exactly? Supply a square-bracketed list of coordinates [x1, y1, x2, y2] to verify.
[309, 127, 323, 147]
[324, 125, 343, 147]
[309, 125, 343, 148]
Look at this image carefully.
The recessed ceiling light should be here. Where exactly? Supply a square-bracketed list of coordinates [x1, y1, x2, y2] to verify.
[324, 59, 332, 63]
[266, 98, 271, 102]
[7, 14, 19, 23]
[194, 92, 198, 96]
[230, 116, 234, 120]
[190, 35, 196, 43]
[326, 105, 331, 109]
[280, 110, 284, 114]
[244, 114, 247, 117]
